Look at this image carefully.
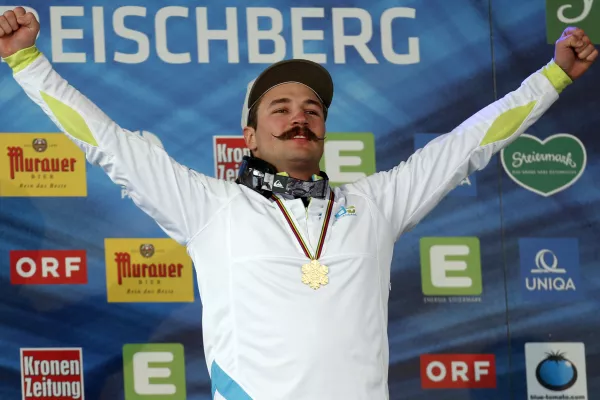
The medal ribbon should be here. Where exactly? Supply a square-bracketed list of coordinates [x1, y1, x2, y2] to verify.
[271, 191, 335, 260]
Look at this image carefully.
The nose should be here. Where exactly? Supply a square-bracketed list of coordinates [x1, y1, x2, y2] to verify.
[290, 109, 308, 126]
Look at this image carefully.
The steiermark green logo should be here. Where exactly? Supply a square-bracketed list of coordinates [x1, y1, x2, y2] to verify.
[123, 343, 186, 400]
[420, 237, 482, 296]
[546, 0, 599, 44]
[319, 133, 376, 187]
[501, 134, 586, 197]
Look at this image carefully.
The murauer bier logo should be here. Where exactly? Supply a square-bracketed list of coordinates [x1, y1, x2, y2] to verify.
[105, 239, 194, 303]
[501, 134, 586, 197]
[0, 134, 87, 197]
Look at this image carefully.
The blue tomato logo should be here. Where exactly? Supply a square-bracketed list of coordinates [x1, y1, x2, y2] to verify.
[535, 351, 578, 391]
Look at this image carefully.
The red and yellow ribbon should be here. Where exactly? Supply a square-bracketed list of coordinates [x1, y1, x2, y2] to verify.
[271, 191, 335, 261]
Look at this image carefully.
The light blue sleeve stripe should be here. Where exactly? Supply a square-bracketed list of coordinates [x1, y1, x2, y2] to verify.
[211, 361, 253, 399]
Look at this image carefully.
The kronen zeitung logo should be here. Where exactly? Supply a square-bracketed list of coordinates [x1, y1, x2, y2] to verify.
[501, 134, 586, 196]
[20, 348, 84, 400]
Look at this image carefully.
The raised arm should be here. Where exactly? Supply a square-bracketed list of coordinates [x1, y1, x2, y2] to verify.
[0, 7, 236, 245]
[345, 27, 597, 240]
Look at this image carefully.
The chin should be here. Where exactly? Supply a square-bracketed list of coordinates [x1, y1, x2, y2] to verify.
[287, 151, 322, 164]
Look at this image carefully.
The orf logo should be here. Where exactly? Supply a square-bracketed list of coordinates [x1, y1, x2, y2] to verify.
[10, 250, 88, 285]
[420, 354, 496, 389]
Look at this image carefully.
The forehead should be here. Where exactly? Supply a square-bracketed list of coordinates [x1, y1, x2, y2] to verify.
[260, 82, 321, 105]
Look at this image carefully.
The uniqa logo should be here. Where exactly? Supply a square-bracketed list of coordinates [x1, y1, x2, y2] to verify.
[557, 0, 594, 23]
[525, 249, 575, 291]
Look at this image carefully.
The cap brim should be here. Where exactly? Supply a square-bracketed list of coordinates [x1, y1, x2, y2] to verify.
[247, 59, 334, 112]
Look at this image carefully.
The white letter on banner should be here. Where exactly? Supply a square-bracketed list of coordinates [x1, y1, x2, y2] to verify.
[41, 257, 59, 278]
[246, 8, 285, 64]
[381, 8, 420, 64]
[324, 140, 366, 182]
[50, 7, 86, 63]
[430, 245, 471, 288]
[92, 7, 106, 63]
[196, 7, 239, 63]
[332, 8, 377, 64]
[291, 8, 326, 63]
[113, 7, 150, 64]
[156, 7, 191, 64]
[133, 352, 176, 395]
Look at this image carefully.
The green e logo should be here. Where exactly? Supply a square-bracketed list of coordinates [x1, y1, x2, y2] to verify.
[319, 133, 376, 187]
[123, 343, 186, 400]
[420, 237, 482, 296]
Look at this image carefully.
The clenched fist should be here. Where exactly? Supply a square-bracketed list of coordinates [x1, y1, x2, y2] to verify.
[0, 7, 40, 59]
[554, 27, 598, 80]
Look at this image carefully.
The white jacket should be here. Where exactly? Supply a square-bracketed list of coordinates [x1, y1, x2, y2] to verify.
[5, 46, 571, 400]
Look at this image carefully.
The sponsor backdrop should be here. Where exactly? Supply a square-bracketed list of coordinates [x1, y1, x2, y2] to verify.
[0, 0, 598, 399]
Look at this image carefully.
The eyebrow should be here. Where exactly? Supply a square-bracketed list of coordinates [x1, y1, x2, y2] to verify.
[267, 97, 322, 109]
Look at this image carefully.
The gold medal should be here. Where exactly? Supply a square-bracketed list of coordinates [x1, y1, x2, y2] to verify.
[272, 192, 335, 290]
[301, 259, 329, 290]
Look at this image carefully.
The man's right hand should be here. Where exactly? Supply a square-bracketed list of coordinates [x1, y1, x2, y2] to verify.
[0, 7, 39, 59]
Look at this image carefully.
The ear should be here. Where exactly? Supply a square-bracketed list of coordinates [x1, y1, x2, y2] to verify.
[243, 126, 258, 152]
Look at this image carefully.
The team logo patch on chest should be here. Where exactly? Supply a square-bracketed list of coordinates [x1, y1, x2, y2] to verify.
[335, 205, 357, 220]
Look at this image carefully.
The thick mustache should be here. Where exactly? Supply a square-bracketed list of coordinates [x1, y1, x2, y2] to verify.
[271, 126, 324, 141]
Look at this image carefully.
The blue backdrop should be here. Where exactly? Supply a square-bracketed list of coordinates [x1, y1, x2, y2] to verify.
[1, 0, 598, 399]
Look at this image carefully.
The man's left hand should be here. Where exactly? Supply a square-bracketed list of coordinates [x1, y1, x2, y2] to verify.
[554, 27, 597, 80]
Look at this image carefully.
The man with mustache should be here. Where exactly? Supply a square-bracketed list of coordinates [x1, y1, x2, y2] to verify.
[1, 6, 597, 400]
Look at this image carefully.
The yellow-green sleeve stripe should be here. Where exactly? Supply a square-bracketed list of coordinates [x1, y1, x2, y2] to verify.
[479, 101, 537, 146]
[40, 91, 99, 146]
[542, 60, 572, 94]
[3, 45, 41, 74]
[479, 60, 571, 147]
